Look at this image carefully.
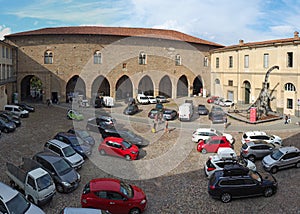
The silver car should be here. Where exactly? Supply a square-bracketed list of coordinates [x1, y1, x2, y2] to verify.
[262, 146, 300, 173]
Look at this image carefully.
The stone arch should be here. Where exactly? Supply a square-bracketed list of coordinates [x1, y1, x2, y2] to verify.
[138, 75, 154, 96]
[243, 80, 251, 104]
[20, 75, 43, 101]
[91, 75, 110, 97]
[66, 75, 86, 98]
[115, 75, 133, 100]
[177, 75, 188, 97]
[192, 75, 203, 95]
[159, 75, 172, 98]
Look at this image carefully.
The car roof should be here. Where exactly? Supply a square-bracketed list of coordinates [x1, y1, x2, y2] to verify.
[246, 140, 270, 146]
[278, 146, 299, 153]
[243, 131, 267, 136]
[0, 182, 18, 203]
[34, 151, 63, 163]
[56, 132, 77, 138]
[195, 128, 216, 133]
[89, 178, 120, 192]
[62, 207, 103, 213]
[48, 139, 70, 148]
[209, 136, 227, 140]
[103, 137, 124, 142]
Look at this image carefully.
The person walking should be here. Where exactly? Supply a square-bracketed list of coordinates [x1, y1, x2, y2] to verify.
[164, 120, 169, 133]
[284, 115, 288, 124]
[224, 116, 228, 128]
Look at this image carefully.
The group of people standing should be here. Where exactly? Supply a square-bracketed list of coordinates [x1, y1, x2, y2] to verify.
[152, 113, 169, 133]
[284, 114, 291, 124]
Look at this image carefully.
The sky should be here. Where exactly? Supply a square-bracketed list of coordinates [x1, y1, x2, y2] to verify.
[1, 0, 300, 45]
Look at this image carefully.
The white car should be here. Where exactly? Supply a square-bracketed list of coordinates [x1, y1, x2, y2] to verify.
[219, 99, 234, 107]
[192, 128, 234, 144]
[204, 148, 256, 178]
[241, 131, 282, 145]
[147, 96, 157, 104]
[136, 94, 149, 104]
[156, 95, 168, 103]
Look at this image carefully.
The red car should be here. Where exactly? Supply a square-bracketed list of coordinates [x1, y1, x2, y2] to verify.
[197, 136, 233, 154]
[98, 137, 139, 160]
[81, 178, 147, 214]
[207, 96, 219, 103]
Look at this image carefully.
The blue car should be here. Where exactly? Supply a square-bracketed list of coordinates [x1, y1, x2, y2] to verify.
[67, 128, 95, 146]
[54, 132, 92, 158]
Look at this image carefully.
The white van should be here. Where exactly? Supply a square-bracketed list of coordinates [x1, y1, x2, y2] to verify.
[136, 94, 149, 104]
[178, 103, 193, 121]
[4, 104, 29, 118]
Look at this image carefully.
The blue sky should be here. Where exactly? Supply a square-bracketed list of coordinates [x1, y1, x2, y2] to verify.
[1, 0, 300, 45]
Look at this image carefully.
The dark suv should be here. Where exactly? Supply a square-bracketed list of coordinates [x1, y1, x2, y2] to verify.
[240, 141, 279, 162]
[208, 165, 277, 203]
[32, 152, 81, 193]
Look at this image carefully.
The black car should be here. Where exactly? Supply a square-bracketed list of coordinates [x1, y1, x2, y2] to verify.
[32, 151, 81, 193]
[208, 112, 226, 124]
[0, 117, 16, 133]
[100, 128, 149, 147]
[16, 103, 35, 112]
[54, 132, 92, 158]
[208, 165, 277, 203]
[67, 128, 95, 146]
[198, 104, 209, 115]
[148, 108, 177, 120]
[86, 116, 115, 133]
[0, 111, 21, 127]
[123, 104, 139, 115]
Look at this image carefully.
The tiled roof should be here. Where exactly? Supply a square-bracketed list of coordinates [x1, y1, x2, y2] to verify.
[5, 26, 223, 47]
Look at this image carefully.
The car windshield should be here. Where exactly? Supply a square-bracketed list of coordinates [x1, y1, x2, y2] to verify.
[53, 159, 72, 175]
[120, 181, 134, 198]
[6, 192, 30, 214]
[36, 173, 53, 191]
[126, 130, 136, 138]
[122, 140, 132, 149]
[271, 150, 284, 160]
[62, 146, 76, 157]
[77, 130, 90, 138]
[69, 137, 85, 146]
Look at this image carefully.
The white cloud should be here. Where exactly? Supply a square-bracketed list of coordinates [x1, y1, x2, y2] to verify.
[0, 25, 11, 40]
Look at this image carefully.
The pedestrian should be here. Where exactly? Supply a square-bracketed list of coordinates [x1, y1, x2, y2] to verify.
[224, 116, 227, 128]
[287, 114, 291, 123]
[152, 120, 156, 133]
[164, 120, 169, 133]
[284, 115, 288, 124]
[46, 99, 51, 107]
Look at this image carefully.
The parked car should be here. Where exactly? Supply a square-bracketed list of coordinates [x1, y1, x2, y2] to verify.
[197, 104, 209, 115]
[0, 117, 16, 133]
[262, 146, 300, 173]
[156, 95, 168, 103]
[240, 140, 280, 162]
[147, 96, 157, 104]
[100, 128, 149, 147]
[208, 165, 277, 203]
[210, 105, 224, 112]
[148, 108, 177, 121]
[213, 97, 224, 105]
[4, 104, 29, 118]
[86, 116, 115, 133]
[0, 182, 45, 214]
[241, 131, 282, 145]
[0, 111, 21, 127]
[219, 99, 234, 107]
[192, 128, 234, 144]
[67, 128, 95, 146]
[207, 96, 219, 103]
[54, 132, 92, 159]
[136, 94, 149, 104]
[204, 148, 256, 178]
[197, 136, 233, 154]
[208, 111, 226, 124]
[44, 139, 85, 169]
[98, 137, 139, 160]
[81, 178, 147, 214]
[32, 152, 81, 193]
[60, 207, 108, 214]
[16, 103, 35, 112]
[123, 104, 139, 115]
[67, 109, 84, 121]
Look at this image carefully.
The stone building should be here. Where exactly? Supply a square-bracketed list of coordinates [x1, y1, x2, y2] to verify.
[210, 31, 300, 116]
[4, 26, 222, 104]
[0, 41, 16, 107]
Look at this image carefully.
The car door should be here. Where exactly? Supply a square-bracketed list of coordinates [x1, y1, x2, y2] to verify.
[207, 139, 219, 152]
[106, 191, 129, 214]
[278, 152, 299, 169]
[91, 191, 110, 210]
[242, 178, 262, 196]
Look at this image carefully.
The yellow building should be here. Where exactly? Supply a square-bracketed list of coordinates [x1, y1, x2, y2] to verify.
[210, 31, 300, 116]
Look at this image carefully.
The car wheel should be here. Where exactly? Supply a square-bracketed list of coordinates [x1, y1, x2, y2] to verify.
[99, 149, 106, 156]
[56, 184, 64, 193]
[129, 208, 140, 214]
[264, 187, 274, 197]
[3, 128, 8, 133]
[270, 166, 278, 174]
[220, 192, 231, 203]
[125, 155, 131, 160]
[296, 162, 300, 168]
[248, 155, 255, 162]
[201, 149, 207, 154]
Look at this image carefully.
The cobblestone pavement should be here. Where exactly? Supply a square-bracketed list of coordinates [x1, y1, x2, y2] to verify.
[0, 98, 299, 214]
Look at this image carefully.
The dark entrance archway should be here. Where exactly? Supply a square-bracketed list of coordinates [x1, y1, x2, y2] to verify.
[159, 75, 172, 98]
[91, 76, 110, 97]
[115, 75, 133, 100]
[138, 75, 154, 96]
[20, 75, 43, 102]
[66, 75, 86, 99]
[192, 75, 203, 95]
[177, 75, 188, 97]
[244, 81, 251, 104]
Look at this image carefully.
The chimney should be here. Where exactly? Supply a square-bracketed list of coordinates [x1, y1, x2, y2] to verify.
[239, 39, 244, 45]
[294, 31, 299, 38]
